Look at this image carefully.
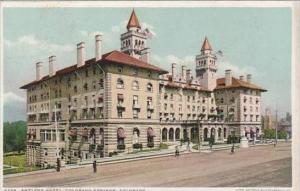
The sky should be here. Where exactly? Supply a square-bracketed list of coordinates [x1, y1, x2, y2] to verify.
[3, 7, 291, 122]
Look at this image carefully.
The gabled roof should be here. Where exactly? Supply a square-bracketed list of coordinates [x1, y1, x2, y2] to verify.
[127, 9, 141, 30]
[20, 50, 168, 89]
[201, 37, 212, 51]
[215, 77, 267, 92]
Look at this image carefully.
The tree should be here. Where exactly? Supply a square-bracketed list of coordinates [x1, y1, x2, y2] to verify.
[3, 121, 27, 153]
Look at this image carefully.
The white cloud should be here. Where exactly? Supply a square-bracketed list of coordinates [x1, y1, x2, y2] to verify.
[80, 30, 103, 37]
[218, 60, 258, 77]
[152, 54, 194, 66]
[111, 20, 127, 33]
[4, 92, 26, 105]
[5, 35, 74, 52]
[141, 22, 157, 37]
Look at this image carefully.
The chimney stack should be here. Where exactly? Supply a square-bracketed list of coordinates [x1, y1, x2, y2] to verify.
[225, 70, 232, 86]
[36, 62, 43, 81]
[77, 42, 86, 67]
[181, 65, 186, 80]
[239, 75, 244, 81]
[171, 63, 176, 79]
[95, 35, 102, 61]
[247, 74, 252, 83]
[186, 69, 191, 82]
[141, 48, 150, 63]
[49, 56, 56, 77]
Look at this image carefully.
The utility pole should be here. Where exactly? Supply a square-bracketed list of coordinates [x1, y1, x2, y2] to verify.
[55, 104, 60, 172]
[275, 103, 278, 145]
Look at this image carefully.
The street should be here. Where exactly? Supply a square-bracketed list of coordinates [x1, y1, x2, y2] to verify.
[4, 142, 291, 187]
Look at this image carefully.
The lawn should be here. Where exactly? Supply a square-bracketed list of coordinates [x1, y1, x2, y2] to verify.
[3, 154, 40, 175]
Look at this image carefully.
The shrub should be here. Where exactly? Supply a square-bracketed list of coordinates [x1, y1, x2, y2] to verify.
[109, 151, 118, 157]
[133, 143, 143, 149]
[97, 144, 104, 151]
[226, 135, 240, 144]
[147, 142, 154, 148]
[159, 143, 168, 149]
[89, 144, 96, 152]
[117, 144, 125, 150]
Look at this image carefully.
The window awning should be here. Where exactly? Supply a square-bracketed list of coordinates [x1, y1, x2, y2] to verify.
[82, 129, 88, 137]
[147, 128, 156, 137]
[117, 128, 126, 138]
[245, 128, 250, 133]
[69, 129, 77, 136]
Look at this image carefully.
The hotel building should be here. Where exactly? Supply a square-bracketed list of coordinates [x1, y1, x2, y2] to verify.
[21, 10, 266, 167]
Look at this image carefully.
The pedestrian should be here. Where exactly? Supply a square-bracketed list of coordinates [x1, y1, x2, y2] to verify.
[231, 145, 235, 154]
[93, 160, 97, 173]
[175, 146, 180, 157]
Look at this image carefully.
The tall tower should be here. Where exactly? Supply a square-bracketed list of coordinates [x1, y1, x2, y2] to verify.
[195, 37, 217, 91]
[120, 10, 150, 62]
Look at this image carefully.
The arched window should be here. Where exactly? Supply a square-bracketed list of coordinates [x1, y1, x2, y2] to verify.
[90, 128, 96, 144]
[132, 81, 139, 90]
[147, 127, 155, 147]
[175, 128, 180, 140]
[99, 79, 104, 89]
[169, 128, 174, 141]
[147, 83, 153, 92]
[162, 128, 168, 142]
[211, 128, 215, 138]
[117, 78, 124, 89]
[204, 128, 208, 140]
[99, 128, 104, 145]
[218, 128, 222, 139]
[117, 128, 126, 149]
[132, 128, 140, 144]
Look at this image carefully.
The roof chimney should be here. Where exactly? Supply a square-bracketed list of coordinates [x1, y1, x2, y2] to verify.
[95, 35, 102, 61]
[186, 69, 191, 83]
[225, 70, 232, 86]
[181, 65, 186, 80]
[49, 56, 56, 77]
[247, 74, 252, 83]
[239, 75, 244, 81]
[36, 62, 43, 81]
[77, 42, 85, 67]
[171, 63, 176, 79]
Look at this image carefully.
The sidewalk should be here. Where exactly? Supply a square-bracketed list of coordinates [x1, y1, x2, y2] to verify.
[5, 141, 288, 178]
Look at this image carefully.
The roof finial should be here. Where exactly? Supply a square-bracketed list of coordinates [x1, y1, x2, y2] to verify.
[127, 9, 141, 30]
[201, 36, 213, 51]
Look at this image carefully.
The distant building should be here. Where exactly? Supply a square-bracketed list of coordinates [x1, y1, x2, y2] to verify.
[278, 112, 292, 138]
[20, 10, 266, 167]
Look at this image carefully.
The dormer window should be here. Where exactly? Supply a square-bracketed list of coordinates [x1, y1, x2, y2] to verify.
[99, 79, 104, 89]
[132, 80, 139, 90]
[117, 78, 124, 89]
[147, 83, 153, 92]
[118, 66, 123, 73]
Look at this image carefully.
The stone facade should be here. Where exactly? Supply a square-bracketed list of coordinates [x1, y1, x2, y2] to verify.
[21, 10, 266, 167]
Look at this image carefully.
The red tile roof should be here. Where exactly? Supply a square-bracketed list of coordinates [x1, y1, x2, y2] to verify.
[201, 37, 212, 51]
[20, 50, 168, 89]
[127, 10, 141, 30]
[215, 77, 267, 92]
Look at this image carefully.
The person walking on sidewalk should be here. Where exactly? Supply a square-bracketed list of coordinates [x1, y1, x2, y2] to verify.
[93, 160, 97, 173]
[175, 146, 180, 157]
[231, 145, 235, 154]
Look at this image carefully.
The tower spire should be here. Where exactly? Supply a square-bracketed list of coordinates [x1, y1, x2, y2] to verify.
[127, 9, 141, 30]
[201, 37, 213, 51]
